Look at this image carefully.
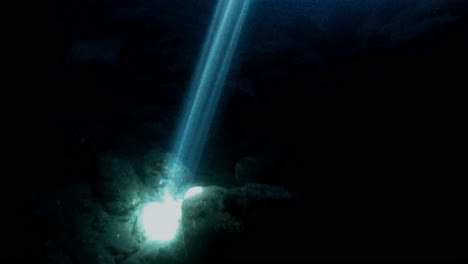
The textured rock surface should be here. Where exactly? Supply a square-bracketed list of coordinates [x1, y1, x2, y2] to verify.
[182, 184, 295, 261]
[182, 186, 242, 261]
[98, 155, 143, 216]
[142, 149, 192, 197]
[41, 181, 175, 264]
[38, 149, 298, 263]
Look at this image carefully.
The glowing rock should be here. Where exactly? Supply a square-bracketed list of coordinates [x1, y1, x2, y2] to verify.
[184, 186, 204, 199]
[141, 198, 182, 241]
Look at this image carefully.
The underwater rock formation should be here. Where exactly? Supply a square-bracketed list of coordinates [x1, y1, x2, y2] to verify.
[98, 155, 143, 216]
[182, 184, 295, 261]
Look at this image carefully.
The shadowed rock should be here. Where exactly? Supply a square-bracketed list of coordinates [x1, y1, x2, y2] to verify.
[181, 184, 296, 262]
[98, 155, 142, 216]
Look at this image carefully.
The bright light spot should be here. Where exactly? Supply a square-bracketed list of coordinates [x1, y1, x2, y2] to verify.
[141, 198, 182, 241]
[184, 186, 204, 199]
[140, 186, 205, 242]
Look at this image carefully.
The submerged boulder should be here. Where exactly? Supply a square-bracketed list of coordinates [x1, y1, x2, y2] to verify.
[223, 183, 293, 219]
[181, 184, 295, 261]
[43, 182, 144, 264]
[98, 155, 142, 216]
[181, 186, 242, 261]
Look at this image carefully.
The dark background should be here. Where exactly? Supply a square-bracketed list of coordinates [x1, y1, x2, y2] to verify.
[22, 0, 466, 261]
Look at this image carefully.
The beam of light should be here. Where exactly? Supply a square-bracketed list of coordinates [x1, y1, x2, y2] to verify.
[165, 0, 251, 197]
[141, 0, 251, 242]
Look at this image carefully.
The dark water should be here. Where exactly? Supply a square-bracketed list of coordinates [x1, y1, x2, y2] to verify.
[22, 0, 467, 262]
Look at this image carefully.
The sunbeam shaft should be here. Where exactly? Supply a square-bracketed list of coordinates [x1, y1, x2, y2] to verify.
[167, 0, 251, 195]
